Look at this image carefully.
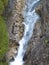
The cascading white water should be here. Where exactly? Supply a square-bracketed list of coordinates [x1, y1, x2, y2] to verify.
[10, 0, 40, 65]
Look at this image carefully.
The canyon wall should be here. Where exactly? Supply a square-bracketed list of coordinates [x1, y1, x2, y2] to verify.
[4, 0, 49, 65]
[4, 0, 25, 62]
[24, 0, 49, 65]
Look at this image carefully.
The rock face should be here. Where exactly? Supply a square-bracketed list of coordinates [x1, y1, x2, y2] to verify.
[5, 0, 25, 41]
[4, 0, 25, 62]
[4, 0, 49, 64]
[24, 0, 49, 65]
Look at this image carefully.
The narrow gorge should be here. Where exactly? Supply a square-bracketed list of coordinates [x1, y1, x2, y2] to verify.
[1, 0, 49, 65]
[9, 0, 40, 65]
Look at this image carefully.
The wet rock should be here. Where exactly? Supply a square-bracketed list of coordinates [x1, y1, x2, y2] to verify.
[23, 53, 27, 61]
[9, 57, 15, 62]
[24, 0, 49, 65]
[35, 5, 43, 17]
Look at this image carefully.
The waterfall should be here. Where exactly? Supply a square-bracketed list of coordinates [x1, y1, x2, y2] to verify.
[10, 0, 40, 65]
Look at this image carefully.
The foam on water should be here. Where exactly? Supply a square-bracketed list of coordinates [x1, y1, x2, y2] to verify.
[10, 0, 40, 65]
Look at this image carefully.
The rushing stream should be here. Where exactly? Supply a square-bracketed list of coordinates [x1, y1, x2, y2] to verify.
[10, 0, 40, 65]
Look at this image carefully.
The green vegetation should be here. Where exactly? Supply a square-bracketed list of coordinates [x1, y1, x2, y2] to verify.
[44, 38, 49, 44]
[0, 62, 8, 65]
[2, 0, 8, 7]
[0, 16, 8, 59]
[0, 0, 4, 15]
[0, 0, 8, 65]
[0, 0, 8, 15]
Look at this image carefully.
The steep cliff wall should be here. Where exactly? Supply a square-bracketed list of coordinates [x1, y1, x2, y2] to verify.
[4, 0, 49, 64]
[4, 0, 25, 62]
[24, 0, 49, 65]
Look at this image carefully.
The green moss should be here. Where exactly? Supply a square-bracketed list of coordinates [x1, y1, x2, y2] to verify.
[0, 0, 8, 15]
[44, 38, 48, 44]
[0, 0, 8, 65]
[0, 0, 4, 15]
[2, 0, 8, 7]
[0, 62, 8, 65]
[0, 16, 8, 59]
